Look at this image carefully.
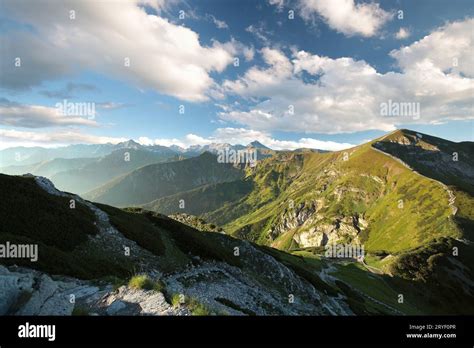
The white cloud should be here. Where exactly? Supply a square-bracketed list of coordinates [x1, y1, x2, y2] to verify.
[137, 136, 184, 147]
[212, 127, 354, 150]
[1, 0, 246, 102]
[268, 0, 285, 11]
[136, 127, 353, 151]
[245, 23, 273, 45]
[97, 102, 129, 110]
[395, 27, 410, 40]
[0, 127, 353, 151]
[137, 0, 169, 12]
[0, 99, 97, 128]
[223, 48, 293, 95]
[297, 0, 393, 37]
[220, 18, 474, 134]
[390, 19, 473, 77]
[208, 14, 229, 29]
[0, 129, 126, 148]
[243, 46, 256, 61]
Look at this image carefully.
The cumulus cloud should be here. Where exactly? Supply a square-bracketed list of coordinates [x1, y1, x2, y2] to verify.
[390, 19, 473, 77]
[223, 48, 293, 95]
[297, 0, 393, 37]
[0, 98, 97, 128]
[1, 0, 247, 101]
[220, 18, 474, 134]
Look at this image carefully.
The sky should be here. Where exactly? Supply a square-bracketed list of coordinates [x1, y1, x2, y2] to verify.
[0, 0, 473, 150]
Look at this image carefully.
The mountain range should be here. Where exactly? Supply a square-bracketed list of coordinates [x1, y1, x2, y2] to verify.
[0, 139, 272, 194]
[0, 129, 473, 315]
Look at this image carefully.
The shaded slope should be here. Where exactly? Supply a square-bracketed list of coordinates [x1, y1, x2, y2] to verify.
[142, 179, 253, 216]
[51, 148, 178, 194]
[84, 152, 244, 207]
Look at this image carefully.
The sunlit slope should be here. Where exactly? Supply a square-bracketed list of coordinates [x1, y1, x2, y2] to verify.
[205, 138, 460, 254]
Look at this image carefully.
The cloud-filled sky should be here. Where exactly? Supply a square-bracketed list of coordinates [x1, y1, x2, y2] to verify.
[0, 0, 473, 150]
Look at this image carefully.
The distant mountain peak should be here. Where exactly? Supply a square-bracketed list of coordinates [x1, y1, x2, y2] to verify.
[123, 139, 140, 146]
[247, 140, 269, 149]
[117, 139, 142, 149]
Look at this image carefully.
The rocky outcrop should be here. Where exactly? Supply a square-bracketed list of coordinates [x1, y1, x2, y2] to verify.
[0, 265, 34, 314]
[99, 286, 189, 316]
[0, 266, 95, 316]
[165, 253, 352, 315]
[266, 197, 368, 248]
[0, 266, 188, 316]
[268, 201, 319, 240]
[294, 215, 368, 248]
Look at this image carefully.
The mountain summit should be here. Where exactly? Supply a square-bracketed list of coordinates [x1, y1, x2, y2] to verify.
[247, 140, 270, 149]
[116, 139, 142, 150]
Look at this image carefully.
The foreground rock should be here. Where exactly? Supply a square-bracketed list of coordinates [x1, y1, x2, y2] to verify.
[0, 266, 187, 316]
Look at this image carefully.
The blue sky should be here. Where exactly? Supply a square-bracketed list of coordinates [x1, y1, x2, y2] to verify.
[0, 0, 473, 150]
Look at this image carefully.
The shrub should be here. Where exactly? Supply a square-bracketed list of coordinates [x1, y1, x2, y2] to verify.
[128, 275, 154, 290]
[169, 294, 212, 315]
[171, 293, 184, 308]
[187, 297, 212, 316]
[128, 275, 164, 292]
[191, 304, 210, 316]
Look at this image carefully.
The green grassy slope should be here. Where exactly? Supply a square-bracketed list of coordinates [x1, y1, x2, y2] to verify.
[207, 139, 461, 254]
